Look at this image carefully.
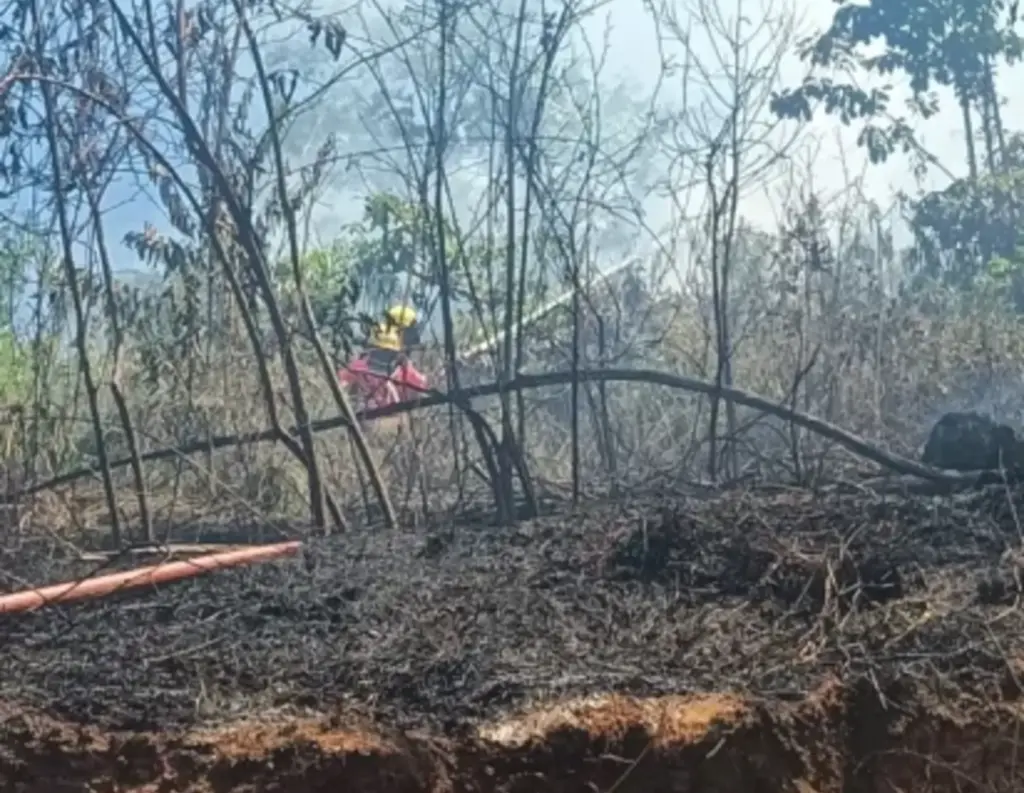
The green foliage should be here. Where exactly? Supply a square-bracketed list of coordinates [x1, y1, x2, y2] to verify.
[986, 250, 1024, 280]
[340, 191, 474, 312]
[0, 330, 31, 405]
[317, 191, 507, 316]
[0, 234, 53, 408]
[273, 190, 540, 362]
[276, 242, 361, 359]
[275, 190, 466, 358]
[802, 0, 1018, 92]
[348, 191, 433, 310]
[908, 135, 1024, 290]
[771, 0, 1024, 299]
[770, 0, 1021, 165]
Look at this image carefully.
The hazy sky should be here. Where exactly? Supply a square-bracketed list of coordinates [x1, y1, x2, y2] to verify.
[581, 0, 1024, 245]
[101, 0, 1024, 277]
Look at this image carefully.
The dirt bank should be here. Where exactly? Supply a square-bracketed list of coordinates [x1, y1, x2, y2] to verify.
[3, 680, 1023, 792]
[5, 486, 1024, 790]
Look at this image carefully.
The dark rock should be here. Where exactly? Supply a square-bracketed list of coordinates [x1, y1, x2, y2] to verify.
[921, 411, 1021, 471]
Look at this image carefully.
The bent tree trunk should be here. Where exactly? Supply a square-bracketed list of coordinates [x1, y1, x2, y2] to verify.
[11, 368, 971, 510]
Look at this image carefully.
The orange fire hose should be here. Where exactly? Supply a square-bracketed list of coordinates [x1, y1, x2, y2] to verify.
[0, 541, 301, 615]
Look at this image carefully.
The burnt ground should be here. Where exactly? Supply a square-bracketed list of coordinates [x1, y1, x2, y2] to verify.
[5, 484, 1024, 791]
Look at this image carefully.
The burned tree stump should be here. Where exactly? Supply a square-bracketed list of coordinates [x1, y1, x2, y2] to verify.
[921, 411, 1021, 472]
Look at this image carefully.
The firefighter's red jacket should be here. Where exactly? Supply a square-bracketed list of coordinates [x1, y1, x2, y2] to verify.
[338, 351, 428, 411]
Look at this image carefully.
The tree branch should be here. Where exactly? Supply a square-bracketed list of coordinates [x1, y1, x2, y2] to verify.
[6, 367, 967, 505]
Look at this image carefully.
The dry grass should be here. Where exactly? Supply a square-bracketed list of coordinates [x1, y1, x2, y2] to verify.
[4, 271, 1023, 542]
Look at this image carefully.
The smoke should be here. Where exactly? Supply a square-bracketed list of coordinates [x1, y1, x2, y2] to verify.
[923, 370, 1024, 431]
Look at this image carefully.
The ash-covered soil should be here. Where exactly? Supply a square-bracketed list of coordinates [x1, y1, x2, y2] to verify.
[4, 484, 1024, 738]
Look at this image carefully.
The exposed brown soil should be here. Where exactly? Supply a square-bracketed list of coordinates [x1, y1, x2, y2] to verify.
[5, 485, 1024, 790]
[4, 683, 1024, 792]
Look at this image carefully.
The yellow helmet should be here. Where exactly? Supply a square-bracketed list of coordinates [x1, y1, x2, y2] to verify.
[367, 322, 402, 351]
[384, 304, 417, 330]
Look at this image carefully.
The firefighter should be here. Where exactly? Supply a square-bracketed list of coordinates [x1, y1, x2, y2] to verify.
[338, 304, 428, 494]
[339, 304, 428, 413]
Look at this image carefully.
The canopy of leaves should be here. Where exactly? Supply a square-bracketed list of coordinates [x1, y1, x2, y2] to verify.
[770, 0, 1022, 165]
[324, 191, 508, 319]
[907, 136, 1024, 301]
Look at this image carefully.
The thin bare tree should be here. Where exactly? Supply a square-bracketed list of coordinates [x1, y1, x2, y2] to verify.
[647, 0, 803, 482]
